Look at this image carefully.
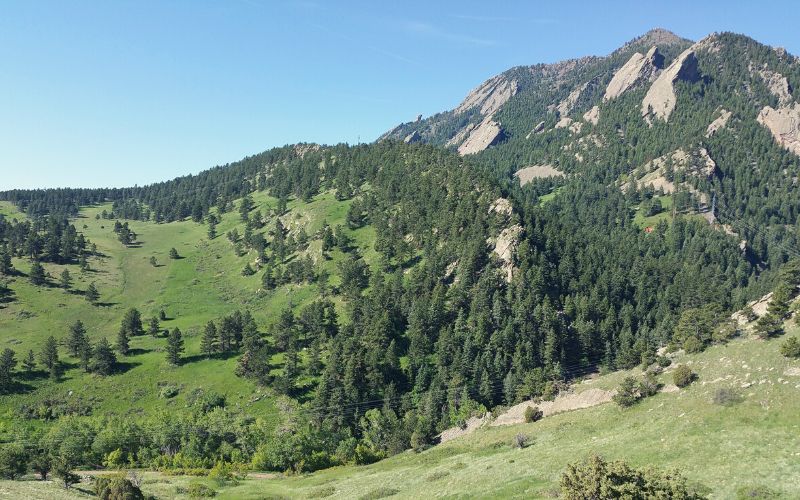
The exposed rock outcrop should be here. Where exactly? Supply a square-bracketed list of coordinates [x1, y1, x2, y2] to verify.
[756, 66, 793, 106]
[489, 197, 514, 217]
[515, 165, 565, 186]
[583, 105, 600, 125]
[490, 225, 522, 282]
[706, 109, 732, 137]
[525, 120, 546, 139]
[604, 46, 663, 101]
[455, 75, 518, 116]
[556, 81, 589, 116]
[641, 48, 699, 122]
[757, 103, 800, 156]
[457, 117, 503, 155]
[555, 116, 573, 129]
[403, 130, 421, 143]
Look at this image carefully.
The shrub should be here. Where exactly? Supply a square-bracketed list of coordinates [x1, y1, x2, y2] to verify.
[656, 355, 672, 368]
[683, 336, 704, 354]
[712, 387, 743, 406]
[613, 376, 641, 407]
[159, 385, 180, 399]
[103, 448, 125, 469]
[561, 454, 706, 499]
[186, 482, 217, 498]
[639, 372, 661, 397]
[780, 337, 800, 358]
[0, 444, 28, 479]
[207, 461, 237, 486]
[523, 405, 543, 423]
[308, 485, 336, 498]
[94, 474, 145, 500]
[512, 433, 529, 449]
[673, 364, 696, 388]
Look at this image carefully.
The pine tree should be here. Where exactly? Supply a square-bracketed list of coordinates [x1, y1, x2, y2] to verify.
[22, 350, 36, 373]
[0, 246, 12, 275]
[148, 316, 160, 337]
[169, 247, 179, 259]
[85, 282, 99, 304]
[116, 327, 130, 356]
[91, 338, 116, 375]
[29, 260, 46, 285]
[120, 308, 143, 336]
[166, 328, 184, 365]
[59, 269, 72, 290]
[0, 348, 17, 393]
[149, 256, 158, 267]
[66, 320, 88, 357]
[79, 253, 89, 271]
[201, 321, 218, 357]
[39, 336, 60, 380]
[78, 341, 93, 372]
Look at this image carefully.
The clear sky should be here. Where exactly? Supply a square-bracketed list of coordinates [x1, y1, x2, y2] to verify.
[1, 0, 798, 189]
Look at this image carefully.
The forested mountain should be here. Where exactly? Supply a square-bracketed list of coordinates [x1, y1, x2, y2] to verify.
[1, 28, 799, 487]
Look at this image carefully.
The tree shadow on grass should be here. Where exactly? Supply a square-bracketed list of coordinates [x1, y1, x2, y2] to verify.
[127, 347, 153, 356]
[181, 350, 240, 364]
[112, 360, 142, 374]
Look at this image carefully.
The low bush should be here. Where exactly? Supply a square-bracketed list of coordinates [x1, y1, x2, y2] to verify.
[523, 405, 543, 423]
[673, 364, 696, 388]
[94, 474, 145, 500]
[561, 454, 706, 499]
[780, 337, 800, 358]
[187, 482, 217, 498]
[712, 387, 743, 406]
[735, 484, 780, 499]
[512, 433, 529, 449]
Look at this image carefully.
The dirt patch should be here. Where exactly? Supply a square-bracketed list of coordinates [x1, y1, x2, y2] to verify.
[515, 165, 565, 186]
[491, 388, 615, 427]
[439, 413, 491, 443]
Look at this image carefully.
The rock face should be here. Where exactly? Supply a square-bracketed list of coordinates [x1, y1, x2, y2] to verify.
[491, 224, 522, 283]
[556, 81, 589, 116]
[604, 46, 664, 101]
[706, 109, 732, 137]
[757, 103, 800, 156]
[641, 49, 699, 122]
[457, 117, 503, 155]
[455, 75, 518, 117]
[756, 66, 793, 106]
[525, 120, 546, 139]
[403, 130, 421, 143]
[583, 105, 600, 125]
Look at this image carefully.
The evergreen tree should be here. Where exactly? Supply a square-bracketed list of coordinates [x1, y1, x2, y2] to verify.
[169, 247, 180, 259]
[148, 316, 160, 337]
[22, 349, 36, 373]
[166, 328, 184, 365]
[78, 341, 93, 372]
[85, 282, 99, 304]
[149, 256, 157, 267]
[91, 338, 117, 375]
[66, 320, 88, 357]
[59, 268, 72, 290]
[39, 336, 60, 380]
[29, 260, 46, 285]
[116, 327, 130, 356]
[0, 246, 12, 275]
[120, 308, 143, 336]
[0, 348, 17, 394]
[201, 321, 218, 357]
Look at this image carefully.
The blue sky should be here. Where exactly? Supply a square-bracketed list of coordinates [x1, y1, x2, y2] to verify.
[1, 0, 798, 189]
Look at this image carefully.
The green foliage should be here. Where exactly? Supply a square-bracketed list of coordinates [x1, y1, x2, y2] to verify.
[187, 482, 217, 497]
[779, 337, 800, 358]
[166, 328, 184, 365]
[613, 376, 643, 407]
[523, 405, 543, 423]
[93, 474, 145, 500]
[673, 364, 696, 388]
[560, 454, 706, 499]
[0, 444, 28, 479]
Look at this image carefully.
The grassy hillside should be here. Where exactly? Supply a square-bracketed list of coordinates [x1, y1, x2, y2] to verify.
[0, 188, 376, 428]
[2, 321, 797, 498]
